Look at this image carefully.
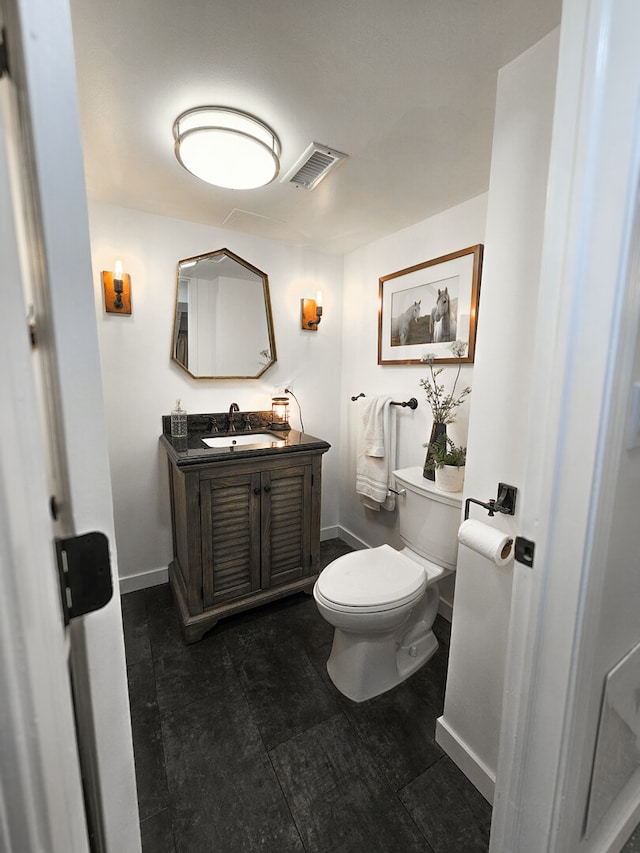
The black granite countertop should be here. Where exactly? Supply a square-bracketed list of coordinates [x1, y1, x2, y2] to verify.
[160, 411, 330, 468]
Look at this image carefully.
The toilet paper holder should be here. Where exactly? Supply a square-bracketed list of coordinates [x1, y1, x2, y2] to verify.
[464, 483, 517, 521]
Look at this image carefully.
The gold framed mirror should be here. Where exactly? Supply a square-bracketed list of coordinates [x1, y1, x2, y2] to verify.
[171, 248, 277, 379]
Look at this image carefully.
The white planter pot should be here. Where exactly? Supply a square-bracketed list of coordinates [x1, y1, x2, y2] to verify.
[435, 464, 465, 493]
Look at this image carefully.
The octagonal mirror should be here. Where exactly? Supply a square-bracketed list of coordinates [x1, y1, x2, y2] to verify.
[171, 248, 277, 378]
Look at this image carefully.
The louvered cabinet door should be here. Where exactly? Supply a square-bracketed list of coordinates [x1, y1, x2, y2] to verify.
[201, 472, 261, 607]
[261, 464, 312, 589]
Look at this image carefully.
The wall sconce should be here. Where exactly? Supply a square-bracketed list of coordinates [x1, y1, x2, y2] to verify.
[301, 291, 323, 331]
[271, 396, 290, 430]
[101, 260, 132, 315]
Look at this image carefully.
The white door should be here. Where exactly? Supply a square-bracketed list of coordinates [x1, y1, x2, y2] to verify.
[0, 0, 140, 850]
[0, 76, 91, 853]
[492, 0, 640, 850]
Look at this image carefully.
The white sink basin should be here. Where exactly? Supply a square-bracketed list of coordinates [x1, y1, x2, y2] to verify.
[202, 432, 285, 449]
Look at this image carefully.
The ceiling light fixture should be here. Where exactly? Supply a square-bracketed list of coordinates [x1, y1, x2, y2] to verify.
[173, 106, 281, 190]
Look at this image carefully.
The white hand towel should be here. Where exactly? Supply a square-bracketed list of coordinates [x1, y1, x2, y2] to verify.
[355, 396, 396, 511]
[361, 395, 389, 457]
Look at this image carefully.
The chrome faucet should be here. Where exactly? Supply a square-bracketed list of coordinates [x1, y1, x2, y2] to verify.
[228, 402, 240, 432]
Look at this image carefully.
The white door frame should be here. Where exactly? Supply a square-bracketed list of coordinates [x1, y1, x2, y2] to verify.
[0, 81, 90, 853]
[0, 0, 140, 849]
[492, 0, 640, 849]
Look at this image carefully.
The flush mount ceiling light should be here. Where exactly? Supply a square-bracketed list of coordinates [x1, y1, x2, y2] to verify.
[173, 106, 281, 190]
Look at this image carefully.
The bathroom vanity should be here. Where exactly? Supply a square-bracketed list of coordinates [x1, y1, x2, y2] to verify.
[160, 412, 330, 643]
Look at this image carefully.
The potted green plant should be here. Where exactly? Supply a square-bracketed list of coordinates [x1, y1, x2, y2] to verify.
[423, 434, 467, 492]
[419, 341, 471, 480]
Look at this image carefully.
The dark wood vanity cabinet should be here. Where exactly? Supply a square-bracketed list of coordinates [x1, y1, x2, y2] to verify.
[166, 446, 326, 643]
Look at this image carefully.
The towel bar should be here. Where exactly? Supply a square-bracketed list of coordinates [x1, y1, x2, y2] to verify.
[350, 393, 418, 410]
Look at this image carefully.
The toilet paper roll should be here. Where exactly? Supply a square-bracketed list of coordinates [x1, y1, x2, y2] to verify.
[457, 519, 514, 566]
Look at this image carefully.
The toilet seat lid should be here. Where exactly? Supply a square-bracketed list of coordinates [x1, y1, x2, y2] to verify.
[316, 544, 426, 609]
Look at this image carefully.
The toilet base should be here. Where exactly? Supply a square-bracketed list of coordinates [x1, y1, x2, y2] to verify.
[326, 625, 439, 703]
[397, 628, 439, 681]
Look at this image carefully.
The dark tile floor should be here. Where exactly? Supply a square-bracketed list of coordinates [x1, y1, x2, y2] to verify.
[626, 825, 640, 853]
[121, 538, 493, 852]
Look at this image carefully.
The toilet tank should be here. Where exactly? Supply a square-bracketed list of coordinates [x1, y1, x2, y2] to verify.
[393, 467, 462, 571]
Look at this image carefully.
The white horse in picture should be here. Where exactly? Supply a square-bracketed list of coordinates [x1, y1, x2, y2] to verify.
[391, 300, 421, 345]
[431, 287, 457, 343]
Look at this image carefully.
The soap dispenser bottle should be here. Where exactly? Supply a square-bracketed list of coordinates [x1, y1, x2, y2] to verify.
[171, 399, 187, 438]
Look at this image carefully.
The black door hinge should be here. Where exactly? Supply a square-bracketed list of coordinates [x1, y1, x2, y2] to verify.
[515, 536, 535, 568]
[55, 532, 113, 626]
[0, 27, 10, 79]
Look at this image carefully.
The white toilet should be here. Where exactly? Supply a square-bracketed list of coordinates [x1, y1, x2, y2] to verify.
[313, 466, 462, 702]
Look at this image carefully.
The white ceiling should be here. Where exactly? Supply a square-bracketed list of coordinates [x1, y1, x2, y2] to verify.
[69, 0, 561, 256]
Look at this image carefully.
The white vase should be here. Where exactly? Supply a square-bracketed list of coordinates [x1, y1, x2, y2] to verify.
[435, 464, 465, 493]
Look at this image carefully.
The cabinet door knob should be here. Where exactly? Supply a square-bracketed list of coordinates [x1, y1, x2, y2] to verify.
[253, 487, 261, 495]
[263, 485, 271, 493]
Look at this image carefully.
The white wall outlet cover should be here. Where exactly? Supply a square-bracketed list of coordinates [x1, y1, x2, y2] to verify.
[272, 383, 293, 397]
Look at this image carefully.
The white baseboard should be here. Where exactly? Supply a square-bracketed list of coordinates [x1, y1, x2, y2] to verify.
[335, 525, 368, 550]
[119, 566, 168, 595]
[435, 715, 495, 804]
[320, 525, 340, 541]
[438, 596, 453, 622]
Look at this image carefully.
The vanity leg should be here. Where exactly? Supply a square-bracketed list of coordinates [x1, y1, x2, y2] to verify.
[182, 619, 217, 645]
[302, 579, 317, 596]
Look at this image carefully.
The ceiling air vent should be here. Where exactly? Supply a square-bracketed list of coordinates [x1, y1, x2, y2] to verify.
[283, 143, 348, 190]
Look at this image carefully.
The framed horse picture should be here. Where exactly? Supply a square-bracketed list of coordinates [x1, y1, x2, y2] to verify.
[377, 244, 483, 365]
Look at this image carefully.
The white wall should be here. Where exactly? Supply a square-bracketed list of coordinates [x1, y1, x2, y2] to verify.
[87, 202, 344, 589]
[339, 194, 487, 610]
[436, 29, 560, 801]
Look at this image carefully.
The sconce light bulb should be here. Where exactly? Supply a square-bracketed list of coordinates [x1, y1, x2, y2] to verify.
[114, 260, 123, 282]
[316, 290, 323, 308]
